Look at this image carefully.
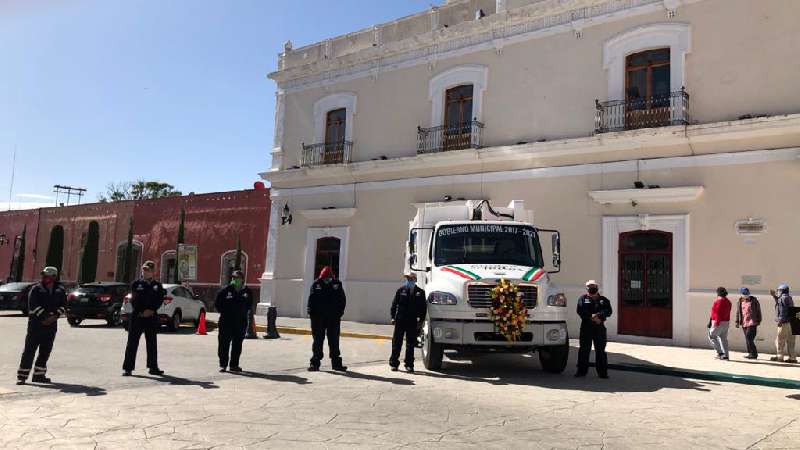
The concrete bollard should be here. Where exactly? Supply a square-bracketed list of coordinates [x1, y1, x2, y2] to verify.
[263, 306, 280, 339]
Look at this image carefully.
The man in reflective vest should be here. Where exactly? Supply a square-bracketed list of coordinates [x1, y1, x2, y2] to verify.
[17, 266, 67, 384]
[307, 266, 347, 372]
[123, 261, 166, 376]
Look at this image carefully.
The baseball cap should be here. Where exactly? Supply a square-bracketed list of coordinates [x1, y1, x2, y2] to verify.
[41, 266, 58, 277]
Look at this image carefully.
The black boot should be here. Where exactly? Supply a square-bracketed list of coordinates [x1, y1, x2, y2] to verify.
[148, 368, 164, 376]
[31, 374, 51, 383]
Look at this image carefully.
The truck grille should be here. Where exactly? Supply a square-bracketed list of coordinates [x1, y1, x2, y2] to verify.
[467, 283, 537, 309]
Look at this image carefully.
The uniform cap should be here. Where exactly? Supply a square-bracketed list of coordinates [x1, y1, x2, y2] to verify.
[41, 266, 58, 277]
[404, 273, 417, 281]
[585, 280, 598, 287]
[777, 283, 790, 291]
[739, 287, 750, 295]
[231, 269, 244, 278]
[318, 266, 335, 279]
[142, 261, 156, 271]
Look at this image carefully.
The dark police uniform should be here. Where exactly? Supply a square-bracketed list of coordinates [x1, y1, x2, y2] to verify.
[17, 282, 67, 382]
[307, 278, 347, 369]
[215, 285, 253, 369]
[576, 294, 613, 377]
[123, 278, 165, 373]
[389, 285, 427, 369]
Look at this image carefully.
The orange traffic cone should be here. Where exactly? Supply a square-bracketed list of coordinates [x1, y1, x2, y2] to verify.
[196, 310, 207, 335]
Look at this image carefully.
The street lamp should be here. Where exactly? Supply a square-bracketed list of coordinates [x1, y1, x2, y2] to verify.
[281, 204, 292, 226]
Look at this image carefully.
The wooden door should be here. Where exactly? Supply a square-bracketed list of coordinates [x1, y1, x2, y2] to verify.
[324, 108, 346, 163]
[314, 237, 341, 280]
[625, 48, 671, 129]
[618, 230, 673, 338]
[443, 84, 474, 150]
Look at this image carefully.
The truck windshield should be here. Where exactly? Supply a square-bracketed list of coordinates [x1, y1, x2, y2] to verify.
[434, 224, 542, 267]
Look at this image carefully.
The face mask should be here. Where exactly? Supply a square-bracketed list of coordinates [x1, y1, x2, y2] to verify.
[587, 287, 599, 295]
[404, 280, 415, 289]
[231, 278, 243, 289]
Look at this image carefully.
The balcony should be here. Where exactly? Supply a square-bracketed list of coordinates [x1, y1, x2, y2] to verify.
[595, 88, 690, 134]
[300, 141, 353, 167]
[417, 120, 484, 154]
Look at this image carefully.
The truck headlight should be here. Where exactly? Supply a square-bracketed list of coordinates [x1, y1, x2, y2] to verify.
[428, 291, 458, 305]
[547, 293, 567, 307]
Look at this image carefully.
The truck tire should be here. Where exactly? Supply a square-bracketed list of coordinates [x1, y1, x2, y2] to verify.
[538, 338, 570, 374]
[421, 318, 444, 371]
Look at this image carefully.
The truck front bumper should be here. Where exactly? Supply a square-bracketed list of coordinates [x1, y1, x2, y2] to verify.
[429, 319, 567, 347]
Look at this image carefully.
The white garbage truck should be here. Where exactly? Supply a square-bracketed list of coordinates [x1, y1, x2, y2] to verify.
[406, 200, 569, 372]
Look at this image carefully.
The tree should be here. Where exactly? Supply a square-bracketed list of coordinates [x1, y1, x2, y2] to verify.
[234, 235, 243, 271]
[78, 221, 100, 284]
[117, 217, 135, 283]
[99, 181, 182, 202]
[173, 207, 185, 283]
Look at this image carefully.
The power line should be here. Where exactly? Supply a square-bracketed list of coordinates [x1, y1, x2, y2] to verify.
[53, 185, 87, 206]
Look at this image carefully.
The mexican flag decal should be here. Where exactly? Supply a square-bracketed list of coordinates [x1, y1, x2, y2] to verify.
[522, 267, 546, 282]
[442, 265, 481, 280]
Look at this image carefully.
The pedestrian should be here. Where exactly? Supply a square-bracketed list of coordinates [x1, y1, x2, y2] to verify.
[307, 266, 347, 372]
[122, 261, 166, 376]
[708, 287, 732, 360]
[16, 266, 67, 385]
[575, 280, 612, 379]
[389, 273, 427, 373]
[215, 270, 252, 372]
[735, 287, 761, 359]
[769, 284, 796, 363]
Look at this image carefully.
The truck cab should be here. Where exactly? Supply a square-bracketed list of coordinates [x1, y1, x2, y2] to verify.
[406, 200, 569, 372]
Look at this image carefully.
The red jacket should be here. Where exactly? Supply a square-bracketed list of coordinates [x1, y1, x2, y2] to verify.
[710, 296, 732, 326]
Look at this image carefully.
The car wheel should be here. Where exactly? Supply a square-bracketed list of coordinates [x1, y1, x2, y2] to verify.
[167, 311, 182, 332]
[20, 308, 28, 317]
[421, 317, 444, 371]
[107, 306, 122, 327]
[67, 317, 82, 327]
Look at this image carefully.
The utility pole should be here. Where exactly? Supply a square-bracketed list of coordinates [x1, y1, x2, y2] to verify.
[53, 185, 87, 206]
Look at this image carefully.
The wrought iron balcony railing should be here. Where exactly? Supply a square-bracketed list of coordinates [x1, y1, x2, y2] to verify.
[300, 141, 353, 167]
[595, 88, 689, 134]
[417, 120, 484, 154]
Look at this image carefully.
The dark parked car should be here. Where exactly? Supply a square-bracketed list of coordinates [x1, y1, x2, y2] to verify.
[0, 282, 36, 315]
[66, 282, 129, 327]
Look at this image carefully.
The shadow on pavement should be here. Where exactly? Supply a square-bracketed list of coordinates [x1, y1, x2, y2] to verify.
[228, 370, 310, 385]
[133, 374, 218, 389]
[327, 369, 415, 386]
[728, 359, 798, 368]
[30, 382, 107, 396]
[416, 349, 710, 393]
[787, 394, 800, 400]
[0, 313, 28, 318]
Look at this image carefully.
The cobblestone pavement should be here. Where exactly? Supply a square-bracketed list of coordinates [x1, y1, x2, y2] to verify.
[0, 313, 798, 449]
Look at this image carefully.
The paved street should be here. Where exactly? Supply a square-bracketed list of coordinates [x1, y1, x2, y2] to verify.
[0, 313, 798, 449]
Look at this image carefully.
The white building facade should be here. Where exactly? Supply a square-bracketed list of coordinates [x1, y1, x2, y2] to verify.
[260, 0, 800, 350]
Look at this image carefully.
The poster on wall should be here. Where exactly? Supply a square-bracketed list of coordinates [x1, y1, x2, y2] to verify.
[177, 244, 197, 281]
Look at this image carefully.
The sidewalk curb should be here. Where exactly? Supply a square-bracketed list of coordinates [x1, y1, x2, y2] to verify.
[604, 362, 800, 390]
[254, 324, 392, 341]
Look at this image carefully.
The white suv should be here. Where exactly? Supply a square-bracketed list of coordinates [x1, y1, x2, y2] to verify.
[121, 284, 206, 332]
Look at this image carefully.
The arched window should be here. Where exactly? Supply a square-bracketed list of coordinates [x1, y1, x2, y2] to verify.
[45, 225, 65, 273]
[161, 250, 177, 283]
[115, 240, 143, 283]
[220, 250, 249, 286]
[77, 221, 100, 284]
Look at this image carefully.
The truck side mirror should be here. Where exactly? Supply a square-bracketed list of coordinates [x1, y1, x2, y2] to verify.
[551, 233, 561, 269]
[408, 254, 417, 267]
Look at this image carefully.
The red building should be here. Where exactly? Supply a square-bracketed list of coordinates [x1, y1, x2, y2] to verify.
[0, 188, 270, 306]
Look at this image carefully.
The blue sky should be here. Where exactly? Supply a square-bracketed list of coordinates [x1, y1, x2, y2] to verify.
[0, 0, 435, 209]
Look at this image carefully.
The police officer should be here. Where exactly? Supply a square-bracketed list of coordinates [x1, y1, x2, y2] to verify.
[575, 280, 613, 379]
[389, 273, 427, 372]
[215, 270, 252, 372]
[122, 261, 165, 376]
[17, 266, 67, 385]
[307, 266, 347, 372]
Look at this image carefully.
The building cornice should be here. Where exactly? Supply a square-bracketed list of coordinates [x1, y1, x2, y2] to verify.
[270, 0, 704, 93]
[262, 114, 800, 190]
[589, 186, 704, 205]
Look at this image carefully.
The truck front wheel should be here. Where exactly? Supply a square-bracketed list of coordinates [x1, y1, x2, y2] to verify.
[421, 318, 444, 371]
[538, 338, 570, 374]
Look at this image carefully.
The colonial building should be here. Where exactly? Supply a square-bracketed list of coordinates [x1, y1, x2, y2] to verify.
[260, 0, 800, 350]
[0, 188, 271, 306]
